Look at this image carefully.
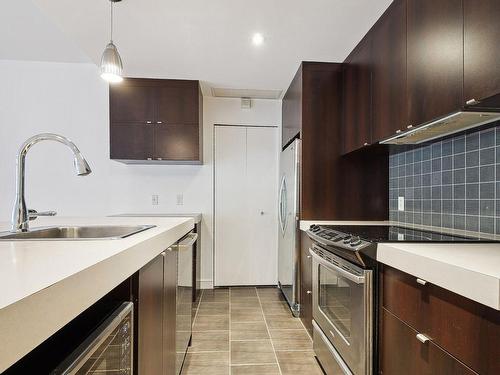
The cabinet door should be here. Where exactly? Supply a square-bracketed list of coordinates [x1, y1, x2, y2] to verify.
[282, 66, 302, 149]
[464, 0, 500, 106]
[425, 283, 500, 375]
[154, 124, 201, 162]
[157, 82, 199, 125]
[382, 265, 426, 330]
[407, 0, 463, 127]
[381, 308, 477, 375]
[110, 124, 154, 160]
[343, 36, 372, 153]
[380, 308, 421, 375]
[109, 83, 156, 124]
[138, 254, 164, 375]
[371, 0, 407, 141]
[163, 248, 177, 375]
[300, 232, 313, 336]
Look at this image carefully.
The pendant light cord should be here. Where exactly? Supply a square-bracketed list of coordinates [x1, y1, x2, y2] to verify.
[110, 1, 113, 42]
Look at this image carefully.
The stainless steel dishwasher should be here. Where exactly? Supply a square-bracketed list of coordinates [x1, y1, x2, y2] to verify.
[175, 231, 197, 375]
[51, 302, 133, 375]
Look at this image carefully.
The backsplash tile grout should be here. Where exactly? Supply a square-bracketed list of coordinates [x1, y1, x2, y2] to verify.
[389, 124, 500, 235]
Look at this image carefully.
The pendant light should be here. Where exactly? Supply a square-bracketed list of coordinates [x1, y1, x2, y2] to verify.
[100, 0, 123, 83]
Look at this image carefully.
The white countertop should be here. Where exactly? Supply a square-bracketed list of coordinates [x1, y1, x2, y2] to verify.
[299, 220, 389, 231]
[0, 216, 194, 372]
[377, 242, 500, 311]
[110, 212, 202, 224]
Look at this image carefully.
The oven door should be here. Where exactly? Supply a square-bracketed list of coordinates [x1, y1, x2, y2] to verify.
[310, 246, 372, 375]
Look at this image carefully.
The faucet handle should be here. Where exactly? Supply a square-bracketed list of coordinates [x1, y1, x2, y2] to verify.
[28, 209, 57, 221]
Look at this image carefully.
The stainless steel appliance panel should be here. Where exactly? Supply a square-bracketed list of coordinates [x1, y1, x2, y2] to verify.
[52, 302, 133, 375]
[313, 320, 353, 375]
[278, 139, 301, 316]
[175, 232, 197, 375]
[311, 245, 372, 375]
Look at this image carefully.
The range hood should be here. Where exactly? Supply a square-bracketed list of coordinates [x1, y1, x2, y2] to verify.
[380, 111, 500, 145]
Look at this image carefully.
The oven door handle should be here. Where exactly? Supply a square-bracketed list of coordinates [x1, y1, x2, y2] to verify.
[309, 248, 365, 284]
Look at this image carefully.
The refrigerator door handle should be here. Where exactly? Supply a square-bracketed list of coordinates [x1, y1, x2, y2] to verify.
[279, 175, 286, 234]
[282, 177, 288, 233]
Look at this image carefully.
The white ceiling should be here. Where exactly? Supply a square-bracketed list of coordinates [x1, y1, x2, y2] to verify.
[18, 0, 392, 95]
[0, 0, 90, 63]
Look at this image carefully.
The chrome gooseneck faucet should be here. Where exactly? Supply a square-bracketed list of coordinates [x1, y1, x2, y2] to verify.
[11, 133, 92, 232]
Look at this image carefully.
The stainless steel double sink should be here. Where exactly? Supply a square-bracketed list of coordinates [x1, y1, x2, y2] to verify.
[0, 225, 155, 241]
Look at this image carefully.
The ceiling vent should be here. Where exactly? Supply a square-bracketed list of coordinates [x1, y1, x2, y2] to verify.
[211, 87, 282, 100]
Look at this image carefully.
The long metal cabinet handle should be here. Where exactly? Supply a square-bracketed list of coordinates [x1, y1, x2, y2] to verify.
[309, 248, 365, 284]
[178, 233, 198, 248]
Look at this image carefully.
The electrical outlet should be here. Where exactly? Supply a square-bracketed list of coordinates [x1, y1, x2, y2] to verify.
[398, 196, 405, 211]
[152, 195, 159, 205]
[176, 194, 184, 206]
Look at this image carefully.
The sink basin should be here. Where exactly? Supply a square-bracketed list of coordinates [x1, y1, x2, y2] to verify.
[0, 225, 156, 241]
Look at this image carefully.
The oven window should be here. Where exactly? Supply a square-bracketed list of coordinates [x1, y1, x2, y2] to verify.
[318, 264, 352, 340]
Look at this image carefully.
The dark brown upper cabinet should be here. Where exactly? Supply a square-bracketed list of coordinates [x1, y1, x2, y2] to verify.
[371, 0, 407, 142]
[157, 83, 200, 125]
[407, 0, 463, 127]
[110, 84, 156, 124]
[282, 69, 303, 149]
[464, 0, 500, 108]
[342, 34, 372, 154]
[282, 62, 388, 221]
[110, 78, 203, 164]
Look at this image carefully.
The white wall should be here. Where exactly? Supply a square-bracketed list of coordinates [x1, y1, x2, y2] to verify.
[0, 60, 281, 287]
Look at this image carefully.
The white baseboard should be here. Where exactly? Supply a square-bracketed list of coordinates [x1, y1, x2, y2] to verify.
[200, 279, 214, 289]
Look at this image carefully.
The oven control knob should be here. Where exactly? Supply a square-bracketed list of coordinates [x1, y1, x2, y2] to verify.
[350, 236, 362, 246]
[343, 236, 352, 244]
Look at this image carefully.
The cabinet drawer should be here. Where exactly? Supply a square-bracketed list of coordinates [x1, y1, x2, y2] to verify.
[381, 265, 500, 374]
[381, 308, 477, 375]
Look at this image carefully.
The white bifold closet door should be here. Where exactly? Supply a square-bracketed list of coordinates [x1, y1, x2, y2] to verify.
[215, 125, 278, 286]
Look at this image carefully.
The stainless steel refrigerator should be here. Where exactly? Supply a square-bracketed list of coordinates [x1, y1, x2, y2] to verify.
[278, 138, 301, 316]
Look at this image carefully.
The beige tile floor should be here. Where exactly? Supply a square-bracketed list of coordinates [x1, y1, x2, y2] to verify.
[181, 287, 324, 375]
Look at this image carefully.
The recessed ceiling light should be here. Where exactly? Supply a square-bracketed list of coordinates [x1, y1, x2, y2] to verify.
[252, 33, 264, 46]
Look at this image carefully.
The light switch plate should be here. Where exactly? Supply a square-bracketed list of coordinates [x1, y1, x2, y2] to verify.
[398, 196, 405, 211]
[176, 194, 184, 206]
[152, 195, 159, 205]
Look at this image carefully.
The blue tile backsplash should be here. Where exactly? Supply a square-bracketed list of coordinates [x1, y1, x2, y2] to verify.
[389, 124, 500, 235]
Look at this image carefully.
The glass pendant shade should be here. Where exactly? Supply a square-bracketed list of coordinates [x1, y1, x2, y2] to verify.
[100, 42, 123, 83]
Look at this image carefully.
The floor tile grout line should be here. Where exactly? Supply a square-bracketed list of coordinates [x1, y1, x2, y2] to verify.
[256, 288, 283, 375]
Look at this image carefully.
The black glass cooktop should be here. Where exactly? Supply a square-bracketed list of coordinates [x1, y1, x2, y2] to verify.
[325, 225, 494, 242]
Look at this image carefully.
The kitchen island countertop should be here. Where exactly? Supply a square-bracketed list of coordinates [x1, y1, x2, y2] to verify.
[0, 216, 194, 372]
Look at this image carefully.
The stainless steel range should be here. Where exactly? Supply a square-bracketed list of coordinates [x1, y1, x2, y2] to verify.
[306, 223, 489, 375]
[307, 225, 376, 375]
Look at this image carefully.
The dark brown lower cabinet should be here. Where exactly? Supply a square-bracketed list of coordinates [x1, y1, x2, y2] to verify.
[380, 265, 500, 375]
[300, 231, 313, 336]
[138, 250, 180, 375]
[163, 249, 178, 375]
[138, 254, 164, 375]
[381, 308, 477, 375]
